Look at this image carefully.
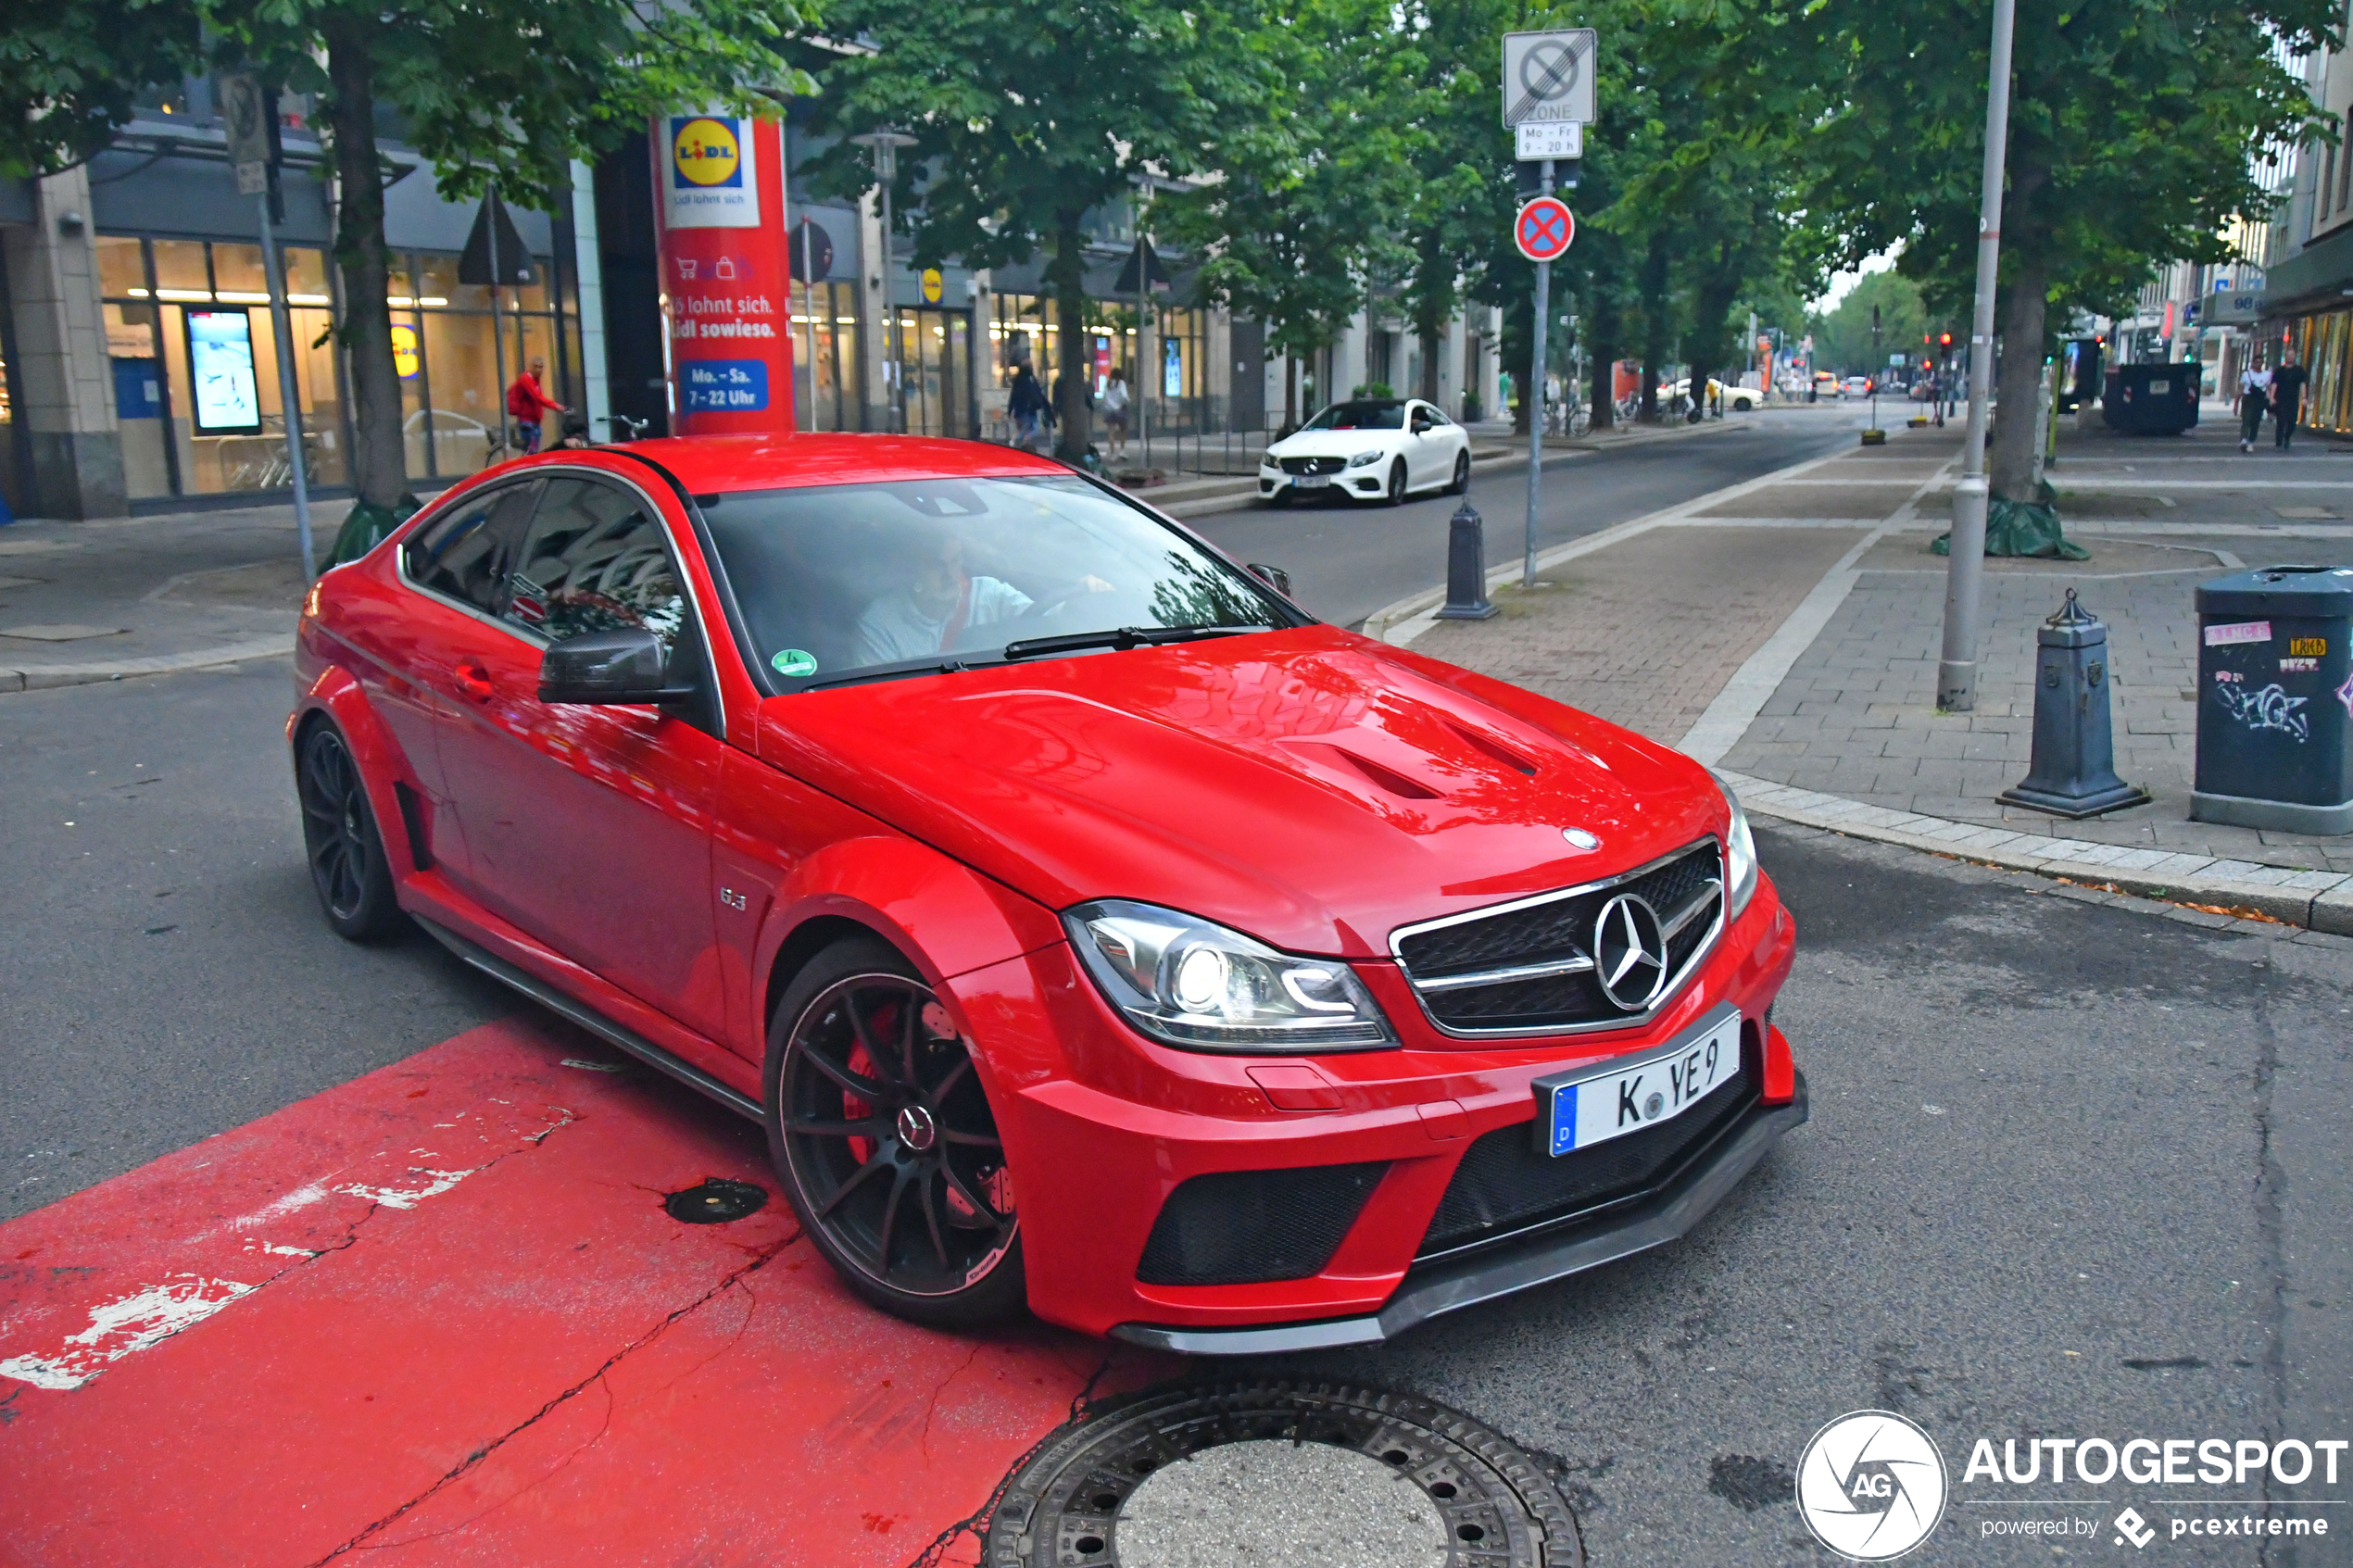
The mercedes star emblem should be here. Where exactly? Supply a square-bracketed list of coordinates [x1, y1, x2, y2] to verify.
[1561, 827, 1602, 851]
[1592, 893, 1669, 1010]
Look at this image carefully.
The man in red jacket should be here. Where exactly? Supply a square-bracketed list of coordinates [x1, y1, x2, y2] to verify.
[506, 358, 569, 453]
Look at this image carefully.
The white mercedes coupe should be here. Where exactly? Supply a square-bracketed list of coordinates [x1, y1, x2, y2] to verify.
[1258, 398, 1473, 507]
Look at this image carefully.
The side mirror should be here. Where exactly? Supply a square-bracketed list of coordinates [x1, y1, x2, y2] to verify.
[537, 628, 695, 705]
[1248, 562, 1293, 597]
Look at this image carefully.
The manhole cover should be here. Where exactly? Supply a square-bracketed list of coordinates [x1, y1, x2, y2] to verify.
[661, 1177, 769, 1223]
[983, 1380, 1581, 1567]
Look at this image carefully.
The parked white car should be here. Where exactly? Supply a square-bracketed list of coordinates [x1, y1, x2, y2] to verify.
[1260, 398, 1472, 507]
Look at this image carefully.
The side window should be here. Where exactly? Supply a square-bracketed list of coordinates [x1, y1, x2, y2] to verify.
[403, 482, 543, 613]
[501, 478, 690, 659]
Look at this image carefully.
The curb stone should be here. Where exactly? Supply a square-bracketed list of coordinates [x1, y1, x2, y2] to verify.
[1, 634, 296, 695]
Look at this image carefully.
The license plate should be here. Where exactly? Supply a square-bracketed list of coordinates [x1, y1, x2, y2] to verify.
[1293, 473, 1330, 488]
[1532, 1007, 1743, 1158]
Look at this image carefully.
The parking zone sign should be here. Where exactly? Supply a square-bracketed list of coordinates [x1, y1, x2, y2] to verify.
[1516, 197, 1576, 263]
[1503, 31, 1598, 126]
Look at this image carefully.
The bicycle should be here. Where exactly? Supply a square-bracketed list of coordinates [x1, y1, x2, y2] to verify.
[598, 413, 652, 443]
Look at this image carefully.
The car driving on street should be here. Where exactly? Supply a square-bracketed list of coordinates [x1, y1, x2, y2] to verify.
[1258, 397, 1473, 507]
[290, 434, 1804, 1351]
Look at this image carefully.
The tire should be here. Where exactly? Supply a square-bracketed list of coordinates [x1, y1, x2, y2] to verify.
[295, 720, 403, 941]
[765, 934, 1027, 1329]
[1446, 450, 1470, 495]
[1384, 458, 1406, 506]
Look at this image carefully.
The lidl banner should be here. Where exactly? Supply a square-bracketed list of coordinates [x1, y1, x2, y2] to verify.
[655, 113, 794, 434]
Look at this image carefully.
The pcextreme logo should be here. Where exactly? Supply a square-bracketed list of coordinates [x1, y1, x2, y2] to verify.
[1796, 1410, 1950, 1561]
[671, 118, 742, 188]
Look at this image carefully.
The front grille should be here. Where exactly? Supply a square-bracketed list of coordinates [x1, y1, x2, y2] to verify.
[1392, 841, 1723, 1035]
[1416, 1044, 1756, 1261]
[1136, 1161, 1389, 1286]
[1279, 456, 1347, 475]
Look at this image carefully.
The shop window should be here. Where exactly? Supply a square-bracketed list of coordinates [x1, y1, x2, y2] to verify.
[212, 243, 271, 303]
[283, 248, 333, 307]
[96, 237, 147, 300]
[152, 240, 210, 299]
[106, 302, 172, 500]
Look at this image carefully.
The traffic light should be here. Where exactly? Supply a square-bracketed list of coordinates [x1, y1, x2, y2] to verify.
[1938, 332, 1953, 348]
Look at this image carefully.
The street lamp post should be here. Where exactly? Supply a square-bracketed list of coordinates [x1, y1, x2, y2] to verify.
[851, 130, 917, 433]
[1937, 0, 2019, 712]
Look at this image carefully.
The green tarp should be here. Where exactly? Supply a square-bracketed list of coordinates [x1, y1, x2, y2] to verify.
[1931, 480, 2089, 560]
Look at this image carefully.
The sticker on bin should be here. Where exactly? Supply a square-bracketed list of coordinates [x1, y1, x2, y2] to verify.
[2206, 621, 2271, 647]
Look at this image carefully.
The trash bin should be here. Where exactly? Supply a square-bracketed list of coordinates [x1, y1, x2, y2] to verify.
[2192, 564, 2353, 834]
[2100, 364, 2199, 435]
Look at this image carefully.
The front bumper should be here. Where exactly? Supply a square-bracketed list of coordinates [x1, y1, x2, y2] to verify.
[1261, 467, 1389, 500]
[942, 876, 1800, 1344]
[1113, 1071, 1808, 1354]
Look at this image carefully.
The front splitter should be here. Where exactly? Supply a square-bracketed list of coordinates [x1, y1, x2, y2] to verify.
[1112, 1074, 1809, 1356]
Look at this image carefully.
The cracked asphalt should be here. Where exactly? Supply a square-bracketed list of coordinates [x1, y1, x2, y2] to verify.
[4, 659, 2350, 1564]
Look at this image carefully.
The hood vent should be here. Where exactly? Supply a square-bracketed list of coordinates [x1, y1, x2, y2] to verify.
[1323, 746, 1442, 801]
[1444, 721, 1539, 777]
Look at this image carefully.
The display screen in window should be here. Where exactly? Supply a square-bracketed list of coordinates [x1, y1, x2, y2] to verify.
[186, 310, 263, 434]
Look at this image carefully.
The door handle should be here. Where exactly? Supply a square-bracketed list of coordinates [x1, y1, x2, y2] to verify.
[456, 660, 495, 702]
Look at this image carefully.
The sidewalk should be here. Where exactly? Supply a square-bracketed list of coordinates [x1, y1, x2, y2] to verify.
[1384, 416, 2353, 932]
[0, 501, 339, 692]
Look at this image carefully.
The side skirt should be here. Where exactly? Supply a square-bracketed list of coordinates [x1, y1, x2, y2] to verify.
[413, 913, 765, 1123]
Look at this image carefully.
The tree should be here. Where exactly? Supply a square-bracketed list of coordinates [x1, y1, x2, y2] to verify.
[1155, 0, 1416, 432]
[0, 0, 204, 178]
[1793, 0, 2335, 498]
[211, 0, 813, 509]
[1808, 270, 1931, 377]
[807, 0, 1275, 460]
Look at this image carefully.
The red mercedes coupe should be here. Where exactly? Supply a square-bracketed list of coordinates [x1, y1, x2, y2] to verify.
[290, 435, 1804, 1352]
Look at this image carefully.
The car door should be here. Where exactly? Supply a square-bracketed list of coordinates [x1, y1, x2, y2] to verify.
[1406, 403, 1443, 486]
[393, 479, 547, 876]
[431, 470, 730, 1041]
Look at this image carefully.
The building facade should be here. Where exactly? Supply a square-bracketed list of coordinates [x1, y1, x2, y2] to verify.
[2, 89, 1499, 522]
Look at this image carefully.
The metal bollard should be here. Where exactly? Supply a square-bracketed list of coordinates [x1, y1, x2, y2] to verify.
[1996, 588, 2151, 818]
[1434, 502, 1499, 621]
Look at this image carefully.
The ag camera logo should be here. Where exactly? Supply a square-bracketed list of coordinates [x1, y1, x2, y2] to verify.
[1796, 1410, 1950, 1560]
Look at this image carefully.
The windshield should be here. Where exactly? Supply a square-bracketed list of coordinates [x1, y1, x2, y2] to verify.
[700, 475, 1290, 690]
[1302, 400, 1405, 431]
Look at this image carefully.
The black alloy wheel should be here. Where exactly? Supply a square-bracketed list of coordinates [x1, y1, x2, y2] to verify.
[1447, 449, 1471, 495]
[1385, 458, 1407, 506]
[295, 721, 402, 940]
[767, 935, 1026, 1327]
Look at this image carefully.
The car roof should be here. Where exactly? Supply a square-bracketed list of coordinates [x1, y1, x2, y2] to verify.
[579, 434, 1072, 495]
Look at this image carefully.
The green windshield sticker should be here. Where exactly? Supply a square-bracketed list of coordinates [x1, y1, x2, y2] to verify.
[772, 648, 820, 678]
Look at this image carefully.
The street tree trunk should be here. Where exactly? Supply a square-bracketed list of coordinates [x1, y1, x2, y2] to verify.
[1283, 355, 1298, 432]
[1051, 215, 1091, 462]
[1636, 232, 1670, 422]
[1418, 325, 1441, 403]
[322, 19, 405, 508]
[1989, 256, 2051, 502]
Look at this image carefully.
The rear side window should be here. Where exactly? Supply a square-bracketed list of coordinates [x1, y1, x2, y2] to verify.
[403, 482, 542, 613]
[500, 477, 689, 658]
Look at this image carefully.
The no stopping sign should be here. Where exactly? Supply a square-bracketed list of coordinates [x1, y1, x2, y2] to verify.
[1516, 196, 1576, 262]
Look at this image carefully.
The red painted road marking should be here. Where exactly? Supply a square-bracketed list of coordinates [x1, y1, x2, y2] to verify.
[0, 1017, 1167, 1566]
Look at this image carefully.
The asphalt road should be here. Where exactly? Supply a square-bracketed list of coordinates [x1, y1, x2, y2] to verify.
[6, 410, 2347, 1560]
[1189, 404, 1866, 629]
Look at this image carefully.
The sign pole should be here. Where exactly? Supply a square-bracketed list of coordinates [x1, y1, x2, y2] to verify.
[1525, 157, 1553, 587]
[257, 191, 315, 579]
[1937, 0, 2017, 711]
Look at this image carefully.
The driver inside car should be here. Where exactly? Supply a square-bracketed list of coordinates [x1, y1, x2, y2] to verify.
[856, 527, 1114, 665]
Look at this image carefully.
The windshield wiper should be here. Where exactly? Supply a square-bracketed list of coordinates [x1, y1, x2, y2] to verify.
[1000, 624, 1265, 661]
[795, 652, 1006, 692]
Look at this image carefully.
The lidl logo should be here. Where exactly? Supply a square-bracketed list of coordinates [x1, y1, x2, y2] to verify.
[390, 322, 419, 380]
[673, 118, 742, 189]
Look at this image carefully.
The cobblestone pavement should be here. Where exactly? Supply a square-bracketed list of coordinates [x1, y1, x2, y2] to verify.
[1407, 521, 1870, 745]
[1406, 414, 2353, 880]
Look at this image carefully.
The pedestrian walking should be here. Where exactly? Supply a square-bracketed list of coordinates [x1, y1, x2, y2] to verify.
[1008, 362, 1048, 451]
[506, 358, 568, 455]
[2271, 350, 2309, 450]
[2237, 361, 2272, 453]
[1101, 369, 1131, 462]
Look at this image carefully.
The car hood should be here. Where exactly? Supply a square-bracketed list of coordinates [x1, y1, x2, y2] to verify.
[1266, 429, 1405, 459]
[756, 626, 1723, 958]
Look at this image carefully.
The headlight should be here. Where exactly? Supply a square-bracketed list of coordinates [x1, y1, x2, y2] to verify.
[1260, 454, 1280, 470]
[1716, 774, 1758, 916]
[1063, 899, 1394, 1052]
[1344, 448, 1386, 468]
